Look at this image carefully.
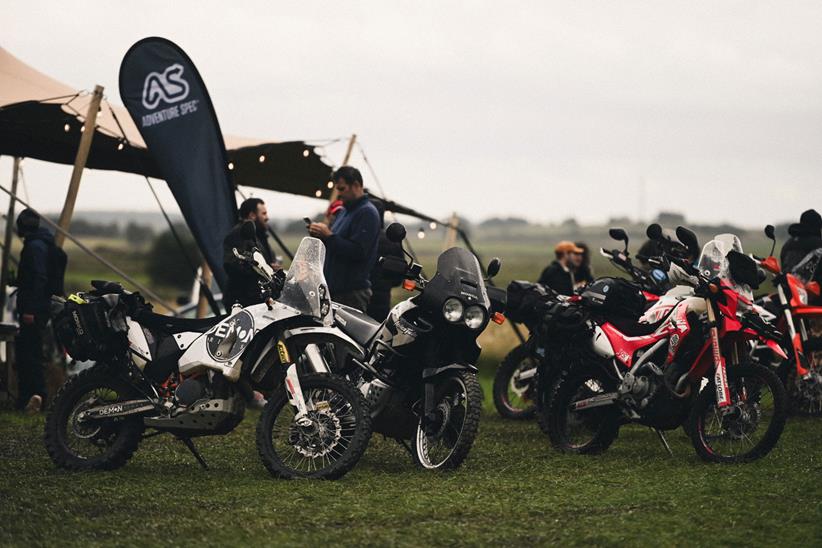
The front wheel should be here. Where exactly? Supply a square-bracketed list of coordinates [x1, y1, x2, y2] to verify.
[688, 363, 786, 463]
[256, 373, 372, 480]
[492, 344, 538, 420]
[414, 370, 482, 470]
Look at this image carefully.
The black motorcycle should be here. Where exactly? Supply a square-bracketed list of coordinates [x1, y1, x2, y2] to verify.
[332, 223, 505, 469]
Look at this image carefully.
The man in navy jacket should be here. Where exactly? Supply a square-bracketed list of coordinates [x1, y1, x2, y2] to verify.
[309, 166, 380, 312]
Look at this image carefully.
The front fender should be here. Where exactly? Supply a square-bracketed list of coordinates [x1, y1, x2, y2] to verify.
[281, 326, 366, 361]
[421, 362, 478, 380]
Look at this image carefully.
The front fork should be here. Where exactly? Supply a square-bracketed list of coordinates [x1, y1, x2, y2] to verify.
[278, 341, 312, 426]
[777, 285, 809, 377]
[706, 298, 732, 408]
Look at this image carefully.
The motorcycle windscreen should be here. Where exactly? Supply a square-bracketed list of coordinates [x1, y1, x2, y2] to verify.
[422, 247, 490, 309]
[279, 237, 332, 322]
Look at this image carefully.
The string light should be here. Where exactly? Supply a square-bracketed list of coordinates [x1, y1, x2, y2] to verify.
[302, 149, 310, 157]
[117, 142, 124, 151]
[227, 162, 234, 170]
[429, 222, 438, 230]
[417, 228, 426, 239]
[258, 155, 265, 163]
[63, 123, 70, 132]
[326, 181, 334, 189]
[314, 190, 322, 198]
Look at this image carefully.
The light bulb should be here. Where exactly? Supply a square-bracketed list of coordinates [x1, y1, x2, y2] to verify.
[63, 123, 70, 132]
[417, 229, 426, 239]
[228, 162, 234, 170]
[258, 155, 265, 163]
[117, 142, 124, 151]
[429, 222, 437, 230]
[315, 190, 322, 198]
[327, 181, 333, 189]
[303, 149, 310, 157]
[80, 125, 85, 133]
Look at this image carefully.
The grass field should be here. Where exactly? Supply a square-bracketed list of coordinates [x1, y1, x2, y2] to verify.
[1, 366, 821, 547]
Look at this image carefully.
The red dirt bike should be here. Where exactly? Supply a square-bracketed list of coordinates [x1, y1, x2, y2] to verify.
[541, 225, 788, 463]
[753, 224, 822, 415]
[493, 228, 664, 420]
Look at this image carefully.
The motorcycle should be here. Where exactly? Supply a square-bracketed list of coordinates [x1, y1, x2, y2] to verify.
[752, 224, 822, 415]
[541, 225, 788, 462]
[45, 229, 372, 479]
[332, 222, 505, 469]
[492, 227, 663, 420]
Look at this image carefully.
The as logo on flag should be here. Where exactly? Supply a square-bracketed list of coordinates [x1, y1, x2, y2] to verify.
[141, 63, 190, 110]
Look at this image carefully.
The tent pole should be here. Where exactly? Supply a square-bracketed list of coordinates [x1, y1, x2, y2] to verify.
[55, 84, 104, 248]
[196, 262, 213, 318]
[0, 158, 21, 320]
[324, 133, 357, 223]
[443, 212, 459, 251]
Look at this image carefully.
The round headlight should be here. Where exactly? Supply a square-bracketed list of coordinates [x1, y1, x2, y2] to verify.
[442, 298, 464, 322]
[464, 305, 486, 329]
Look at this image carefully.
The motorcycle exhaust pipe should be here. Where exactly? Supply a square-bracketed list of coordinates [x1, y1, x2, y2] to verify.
[672, 373, 692, 399]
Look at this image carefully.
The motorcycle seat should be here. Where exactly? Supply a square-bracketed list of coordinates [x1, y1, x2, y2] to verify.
[333, 305, 381, 346]
[607, 316, 664, 337]
[135, 310, 227, 334]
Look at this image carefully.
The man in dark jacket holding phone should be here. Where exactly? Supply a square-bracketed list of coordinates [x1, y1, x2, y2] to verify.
[308, 166, 380, 312]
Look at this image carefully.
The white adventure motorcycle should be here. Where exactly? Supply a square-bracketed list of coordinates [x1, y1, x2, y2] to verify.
[46, 230, 372, 479]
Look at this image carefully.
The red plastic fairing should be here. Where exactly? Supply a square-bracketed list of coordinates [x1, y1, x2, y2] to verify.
[600, 322, 665, 368]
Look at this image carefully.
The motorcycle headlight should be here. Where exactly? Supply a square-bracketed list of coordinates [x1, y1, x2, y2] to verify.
[442, 298, 464, 322]
[464, 305, 486, 329]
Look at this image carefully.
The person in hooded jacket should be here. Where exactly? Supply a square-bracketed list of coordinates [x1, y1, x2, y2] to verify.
[13, 209, 57, 414]
[781, 209, 822, 273]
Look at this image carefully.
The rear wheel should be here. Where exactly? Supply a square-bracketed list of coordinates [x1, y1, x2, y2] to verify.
[414, 370, 482, 470]
[44, 366, 143, 471]
[256, 374, 372, 480]
[787, 338, 822, 416]
[493, 345, 538, 419]
[542, 365, 619, 454]
[688, 363, 786, 463]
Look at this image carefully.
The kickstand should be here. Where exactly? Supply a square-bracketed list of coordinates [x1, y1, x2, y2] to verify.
[653, 428, 674, 457]
[178, 436, 209, 470]
[396, 438, 414, 457]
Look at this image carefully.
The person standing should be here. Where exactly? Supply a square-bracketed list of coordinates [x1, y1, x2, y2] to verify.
[781, 209, 822, 273]
[574, 241, 594, 288]
[367, 197, 405, 321]
[308, 166, 380, 312]
[538, 241, 583, 296]
[222, 198, 275, 308]
[14, 209, 60, 414]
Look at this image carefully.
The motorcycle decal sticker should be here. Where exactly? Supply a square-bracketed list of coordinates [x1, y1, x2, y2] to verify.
[277, 340, 291, 364]
[206, 310, 255, 362]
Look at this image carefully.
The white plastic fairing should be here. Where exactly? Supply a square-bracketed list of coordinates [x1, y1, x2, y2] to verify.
[592, 325, 615, 359]
[126, 317, 151, 368]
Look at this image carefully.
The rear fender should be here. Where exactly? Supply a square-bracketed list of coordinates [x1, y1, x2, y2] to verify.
[422, 362, 478, 380]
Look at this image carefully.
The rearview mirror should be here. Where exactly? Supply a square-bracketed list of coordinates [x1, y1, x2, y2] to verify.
[646, 223, 663, 240]
[765, 224, 775, 240]
[487, 257, 501, 279]
[675, 226, 700, 259]
[608, 227, 629, 251]
[386, 222, 407, 243]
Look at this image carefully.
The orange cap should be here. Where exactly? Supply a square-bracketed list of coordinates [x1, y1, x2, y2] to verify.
[555, 241, 584, 255]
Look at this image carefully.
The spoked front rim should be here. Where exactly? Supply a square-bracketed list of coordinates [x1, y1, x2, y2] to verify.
[269, 386, 359, 475]
[415, 376, 469, 469]
[564, 377, 609, 449]
[63, 387, 124, 460]
[503, 359, 537, 413]
[697, 373, 777, 459]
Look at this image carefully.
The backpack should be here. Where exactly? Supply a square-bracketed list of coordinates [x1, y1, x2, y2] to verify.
[47, 244, 68, 296]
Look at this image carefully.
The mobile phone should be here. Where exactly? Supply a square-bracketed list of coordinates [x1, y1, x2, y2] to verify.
[303, 217, 312, 228]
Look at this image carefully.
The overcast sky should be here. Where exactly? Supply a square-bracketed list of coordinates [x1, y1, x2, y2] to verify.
[2, 1, 821, 226]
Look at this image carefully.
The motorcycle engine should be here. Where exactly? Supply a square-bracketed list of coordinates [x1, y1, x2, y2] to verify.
[175, 377, 207, 407]
[618, 365, 661, 409]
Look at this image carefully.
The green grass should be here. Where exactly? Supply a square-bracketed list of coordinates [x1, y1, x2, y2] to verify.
[1, 370, 821, 547]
